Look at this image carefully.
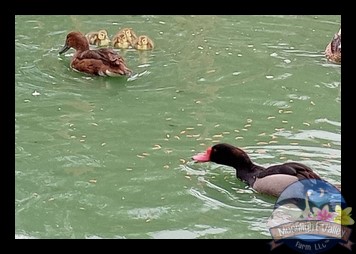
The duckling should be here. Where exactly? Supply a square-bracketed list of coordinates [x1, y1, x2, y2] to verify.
[325, 28, 341, 64]
[132, 35, 154, 50]
[111, 32, 131, 49]
[85, 30, 111, 47]
[117, 28, 137, 45]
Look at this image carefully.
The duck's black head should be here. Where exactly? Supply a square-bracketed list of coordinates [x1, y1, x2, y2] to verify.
[193, 143, 253, 170]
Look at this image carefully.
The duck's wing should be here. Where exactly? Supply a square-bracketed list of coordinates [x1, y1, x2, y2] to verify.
[258, 162, 321, 180]
[77, 48, 124, 66]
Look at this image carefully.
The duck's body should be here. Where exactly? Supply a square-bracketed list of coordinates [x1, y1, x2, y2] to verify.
[132, 35, 154, 50]
[85, 30, 111, 47]
[112, 32, 131, 49]
[192, 143, 321, 197]
[59, 31, 132, 77]
[325, 28, 341, 64]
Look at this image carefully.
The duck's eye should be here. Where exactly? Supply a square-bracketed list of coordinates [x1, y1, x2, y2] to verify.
[125, 30, 131, 36]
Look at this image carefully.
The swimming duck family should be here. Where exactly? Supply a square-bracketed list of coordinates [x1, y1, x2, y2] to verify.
[59, 31, 132, 76]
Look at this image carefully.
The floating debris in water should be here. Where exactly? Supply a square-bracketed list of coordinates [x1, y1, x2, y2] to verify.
[198, 46, 204, 50]
[152, 144, 162, 150]
[32, 90, 40, 96]
[283, 110, 293, 114]
[266, 75, 274, 79]
[232, 72, 241, 76]
[89, 179, 97, 184]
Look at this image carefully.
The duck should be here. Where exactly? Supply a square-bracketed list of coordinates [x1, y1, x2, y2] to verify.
[85, 30, 111, 47]
[132, 35, 154, 50]
[325, 28, 341, 64]
[59, 31, 132, 77]
[192, 143, 322, 197]
[111, 32, 131, 49]
[116, 28, 137, 46]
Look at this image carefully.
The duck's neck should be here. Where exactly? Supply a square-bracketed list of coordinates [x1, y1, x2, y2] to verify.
[75, 44, 90, 52]
[235, 163, 265, 187]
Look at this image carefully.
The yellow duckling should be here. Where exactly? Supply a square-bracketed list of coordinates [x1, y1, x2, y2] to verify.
[111, 32, 131, 49]
[325, 28, 341, 64]
[85, 30, 111, 47]
[133, 35, 154, 50]
[117, 28, 137, 46]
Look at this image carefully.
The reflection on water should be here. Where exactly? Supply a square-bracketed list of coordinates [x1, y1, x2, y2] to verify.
[15, 15, 340, 239]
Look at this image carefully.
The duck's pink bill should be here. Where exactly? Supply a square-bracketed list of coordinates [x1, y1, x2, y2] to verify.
[192, 147, 212, 162]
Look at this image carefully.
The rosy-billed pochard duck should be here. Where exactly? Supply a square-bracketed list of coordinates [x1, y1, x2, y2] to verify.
[85, 30, 111, 47]
[132, 35, 154, 50]
[192, 143, 322, 197]
[325, 28, 341, 64]
[59, 31, 132, 77]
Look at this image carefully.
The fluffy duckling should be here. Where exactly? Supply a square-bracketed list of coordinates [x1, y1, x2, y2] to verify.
[85, 30, 111, 47]
[111, 32, 131, 49]
[132, 35, 154, 50]
[117, 28, 137, 45]
[325, 28, 341, 64]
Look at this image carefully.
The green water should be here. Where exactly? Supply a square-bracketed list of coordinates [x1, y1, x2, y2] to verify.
[15, 15, 341, 239]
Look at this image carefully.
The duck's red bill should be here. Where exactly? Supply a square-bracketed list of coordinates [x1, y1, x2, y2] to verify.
[192, 147, 212, 162]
